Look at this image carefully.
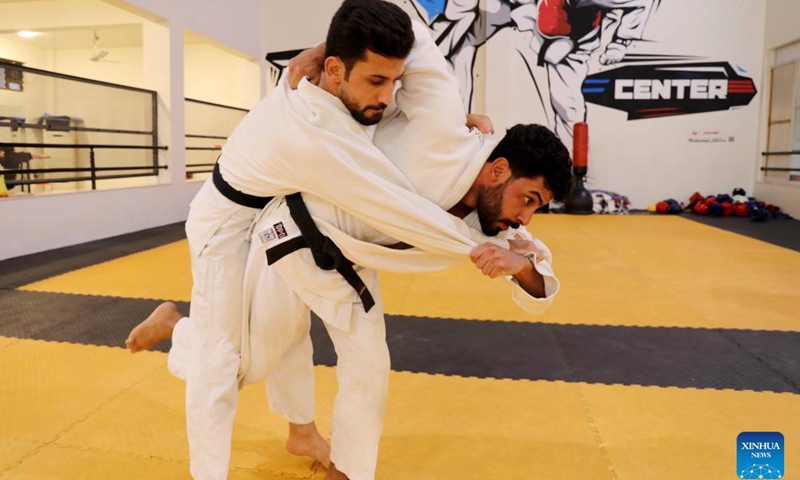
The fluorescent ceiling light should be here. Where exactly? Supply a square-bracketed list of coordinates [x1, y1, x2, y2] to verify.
[17, 31, 41, 38]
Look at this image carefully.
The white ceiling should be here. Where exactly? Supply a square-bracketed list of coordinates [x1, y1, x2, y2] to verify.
[0, 0, 233, 53]
[0, 24, 142, 49]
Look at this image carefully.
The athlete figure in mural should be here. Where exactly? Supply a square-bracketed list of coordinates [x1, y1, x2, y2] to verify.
[410, 0, 657, 145]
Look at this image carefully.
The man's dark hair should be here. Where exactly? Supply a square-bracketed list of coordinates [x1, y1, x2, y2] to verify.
[325, 0, 414, 73]
[488, 124, 574, 202]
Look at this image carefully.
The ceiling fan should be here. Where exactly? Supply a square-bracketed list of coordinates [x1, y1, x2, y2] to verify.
[90, 30, 111, 62]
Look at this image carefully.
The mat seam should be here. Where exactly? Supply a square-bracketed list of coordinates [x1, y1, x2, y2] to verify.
[716, 328, 800, 393]
[386, 314, 800, 333]
[662, 285, 800, 394]
[386, 369, 800, 394]
[550, 324, 619, 480]
[12, 287, 190, 304]
[0, 364, 168, 475]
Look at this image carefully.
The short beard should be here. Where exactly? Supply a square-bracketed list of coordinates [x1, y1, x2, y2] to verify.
[340, 85, 386, 126]
[476, 179, 517, 236]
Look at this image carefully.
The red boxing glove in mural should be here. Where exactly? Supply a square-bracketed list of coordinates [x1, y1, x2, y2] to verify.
[412, 0, 657, 147]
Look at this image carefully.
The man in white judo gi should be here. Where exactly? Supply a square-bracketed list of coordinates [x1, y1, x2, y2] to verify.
[235, 124, 569, 480]
[126, 1, 571, 479]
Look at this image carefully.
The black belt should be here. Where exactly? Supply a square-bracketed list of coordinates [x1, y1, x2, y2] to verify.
[266, 193, 375, 312]
[213, 162, 273, 209]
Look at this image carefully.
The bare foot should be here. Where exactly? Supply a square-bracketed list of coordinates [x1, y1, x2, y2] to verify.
[285, 422, 331, 468]
[325, 462, 349, 480]
[125, 302, 182, 353]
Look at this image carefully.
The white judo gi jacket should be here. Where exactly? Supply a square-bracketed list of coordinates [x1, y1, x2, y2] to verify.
[229, 26, 561, 479]
[244, 21, 559, 320]
[238, 21, 561, 382]
[177, 20, 560, 480]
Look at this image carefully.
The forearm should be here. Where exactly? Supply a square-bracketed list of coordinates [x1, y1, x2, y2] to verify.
[507, 249, 560, 315]
[501, 233, 557, 301]
[513, 258, 546, 298]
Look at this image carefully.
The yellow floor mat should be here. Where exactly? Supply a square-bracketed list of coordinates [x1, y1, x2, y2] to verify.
[18, 240, 193, 302]
[18, 216, 800, 330]
[1, 338, 797, 479]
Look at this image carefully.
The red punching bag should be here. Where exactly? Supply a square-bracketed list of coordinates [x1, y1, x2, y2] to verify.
[565, 122, 593, 214]
[573, 122, 588, 168]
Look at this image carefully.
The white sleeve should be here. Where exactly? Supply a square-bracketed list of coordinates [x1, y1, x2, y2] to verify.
[501, 228, 559, 315]
[236, 33, 504, 259]
[258, 91, 506, 258]
[375, 20, 498, 213]
[267, 22, 499, 256]
[395, 21, 468, 135]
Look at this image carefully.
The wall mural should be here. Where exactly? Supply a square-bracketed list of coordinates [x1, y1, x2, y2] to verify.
[407, 0, 757, 145]
[265, 0, 758, 146]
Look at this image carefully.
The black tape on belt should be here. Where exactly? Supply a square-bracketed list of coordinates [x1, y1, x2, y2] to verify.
[266, 193, 375, 312]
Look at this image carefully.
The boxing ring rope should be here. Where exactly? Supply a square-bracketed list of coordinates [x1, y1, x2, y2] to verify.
[0, 142, 168, 191]
[760, 151, 800, 179]
[0, 60, 161, 193]
[184, 98, 248, 176]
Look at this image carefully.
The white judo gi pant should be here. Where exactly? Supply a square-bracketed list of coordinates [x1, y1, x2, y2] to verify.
[180, 179, 260, 480]
[171, 197, 391, 480]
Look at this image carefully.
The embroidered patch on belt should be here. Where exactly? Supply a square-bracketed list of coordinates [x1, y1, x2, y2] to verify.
[257, 227, 277, 244]
[274, 222, 287, 239]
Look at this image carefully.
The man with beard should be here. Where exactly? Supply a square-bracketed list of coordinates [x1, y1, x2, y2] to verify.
[126, 2, 572, 479]
[130, 124, 570, 480]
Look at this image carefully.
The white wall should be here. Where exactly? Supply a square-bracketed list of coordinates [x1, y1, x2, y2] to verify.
[0, 36, 52, 70]
[0, 0, 142, 32]
[105, 0, 263, 61]
[185, 43, 260, 109]
[753, 0, 800, 218]
[262, 0, 338, 53]
[0, 0, 263, 260]
[53, 47, 144, 87]
[0, 184, 198, 259]
[763, 0, 800, 50]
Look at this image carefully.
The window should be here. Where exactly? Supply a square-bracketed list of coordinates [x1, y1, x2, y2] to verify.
[765, 42, 800, 182]
[0, 58, 24, 92]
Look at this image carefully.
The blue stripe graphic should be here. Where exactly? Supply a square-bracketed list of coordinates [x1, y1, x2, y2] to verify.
[416, 0, 446, 18]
